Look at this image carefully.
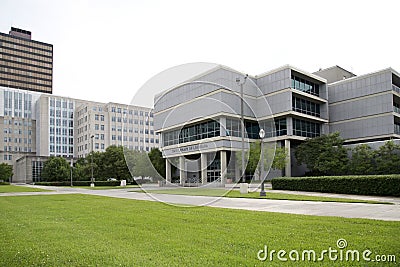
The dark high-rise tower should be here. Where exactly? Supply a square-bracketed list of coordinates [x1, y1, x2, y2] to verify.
[0, 27, 53, 93]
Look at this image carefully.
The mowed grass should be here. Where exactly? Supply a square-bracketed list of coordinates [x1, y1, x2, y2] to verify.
[142, 188, 391, 204]
[0, 194, 398, 266]
[0, 185, 51, 193]
[67, 185, 140, 190]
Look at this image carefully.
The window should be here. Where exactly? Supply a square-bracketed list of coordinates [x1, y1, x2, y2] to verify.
[293, 118, 320, 138]
[95, 124, 99, 130]
[292, 96, 320, 117]
[164, 120, 220, 146]
[100, 115, 104, 121]
[100, 125, 104, 131]
[291, 75, 320, 96]
[95, 114, 99, 121]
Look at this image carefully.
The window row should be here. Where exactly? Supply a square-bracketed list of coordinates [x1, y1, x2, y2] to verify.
[49, 118, 73, 127]
[0, 54, 52, 69]
[260, 118, 287, 138]
[2, 35, 53, 52]
[49, 145, 73, 154]
[293, 118, 321, 138]
[1, 46, 52, 63]
[163, 120, 220, 146]
[291, 75, 320, 96]
[292, 96, 320, 117]
[3, 137, 32, 144]
[49, 127, 73, 136]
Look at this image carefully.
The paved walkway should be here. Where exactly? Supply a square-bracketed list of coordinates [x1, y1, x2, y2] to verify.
[4, 184, 400, 221]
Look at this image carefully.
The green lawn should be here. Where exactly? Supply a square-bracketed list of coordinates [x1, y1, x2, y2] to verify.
[67, 185, 140, 190]
[0, 185, 51, 193]
[140, 188, 391, 204]
[0, 194, 398, 266]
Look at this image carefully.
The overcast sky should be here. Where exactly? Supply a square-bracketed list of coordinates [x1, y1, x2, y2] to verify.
[1, 0, 399, 107]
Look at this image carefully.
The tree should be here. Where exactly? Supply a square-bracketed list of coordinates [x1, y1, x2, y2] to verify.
[295, 132, 349, 175]
[349, 144, 375, 175]
[101, 146, 131, 180]
[148, 148, 165, 179]
[0, 163, 13, 182]
[41, 156, 70, 182]
[236, 141, 289, 180]
[373, 141, 400, 174]
[271, 147, 288, 171]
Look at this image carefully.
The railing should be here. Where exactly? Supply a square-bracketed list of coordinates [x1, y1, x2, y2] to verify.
[394, 106, 400, 114]
[395, 124, 400, 135]
[393, 84, 400, 94]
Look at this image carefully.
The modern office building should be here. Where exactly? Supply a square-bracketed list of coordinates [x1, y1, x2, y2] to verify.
[154, 65, 400, 185]
[75, 102, 158, 158]
[0, 87, 41, 166]
[0, 27, 53, 93]
[319, 67, 400, 143]
[0, 85, 159, 183]
[154, 65, 328, 184]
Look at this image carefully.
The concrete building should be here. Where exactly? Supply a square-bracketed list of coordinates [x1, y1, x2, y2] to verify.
[0, 27, 53, 93]
[154, 65, 400, 185]
[75, 101, 158, 158]
[0, 86, 159, 182]
[154, 65, 328, 184]
[0, 87, 41, 167]
[323, 67, 400, 144]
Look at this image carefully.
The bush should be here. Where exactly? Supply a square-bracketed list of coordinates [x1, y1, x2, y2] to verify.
[0, 182, 10, 185]
[34, 180, 137, 187]
[271, 175, 400, 197]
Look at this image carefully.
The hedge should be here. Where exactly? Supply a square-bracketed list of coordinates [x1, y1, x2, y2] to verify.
[271, 175, 400, 197]
[34, 180, 136, 187]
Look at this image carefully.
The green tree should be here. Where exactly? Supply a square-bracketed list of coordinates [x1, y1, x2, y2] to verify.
[148, 148, 165, 179]
[349, 144, 375, 175]
[237, 141, 289, 180]
[295, 132, 349, 175]
[373, 141, 400, 174]
[41, 156, 70, 182]
[101, 146, 131, 180]
[271, 147, 288, 171]
[0, 163, 13, 182]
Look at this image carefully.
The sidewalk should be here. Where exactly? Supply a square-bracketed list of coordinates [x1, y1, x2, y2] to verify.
[6, 184, 400, 221]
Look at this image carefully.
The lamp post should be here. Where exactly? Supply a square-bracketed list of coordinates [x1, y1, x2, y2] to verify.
[70, 158, 73, 187]
[90, 135, 94, 187]
[259, 128, 266, 197]
[236, 74, 248, 183]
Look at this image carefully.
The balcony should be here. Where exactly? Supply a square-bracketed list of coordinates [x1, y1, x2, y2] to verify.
[395, 124, 400, 135]
[394, 106, 400, 115]
[393, 84, 400, 94]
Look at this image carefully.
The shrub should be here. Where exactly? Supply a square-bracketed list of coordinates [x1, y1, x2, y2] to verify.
[271, 175, 400, 196]
[34, 180, 137, 186]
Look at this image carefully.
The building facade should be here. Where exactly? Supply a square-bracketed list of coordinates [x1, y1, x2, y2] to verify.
[154, 65, 400, 185]
[0, 27, 53, 93]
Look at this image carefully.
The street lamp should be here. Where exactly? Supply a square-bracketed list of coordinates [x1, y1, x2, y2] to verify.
[259, 128, 266, 197]
[70, 158, 73, 187]
[90, 134, 94, 187]
[236, 74, 248, 183]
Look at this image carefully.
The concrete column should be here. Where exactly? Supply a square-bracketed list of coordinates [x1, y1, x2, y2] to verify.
[201, 153, 207, 184]
[284, 139, 291, 177]
[179, 156, 186, 185]
[165, 158, 171, 183]
[286, 117, 293, 136]
[219, 117, 226, 137]
[234, 151, 240, 182]
[220, 150, 227, 185]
